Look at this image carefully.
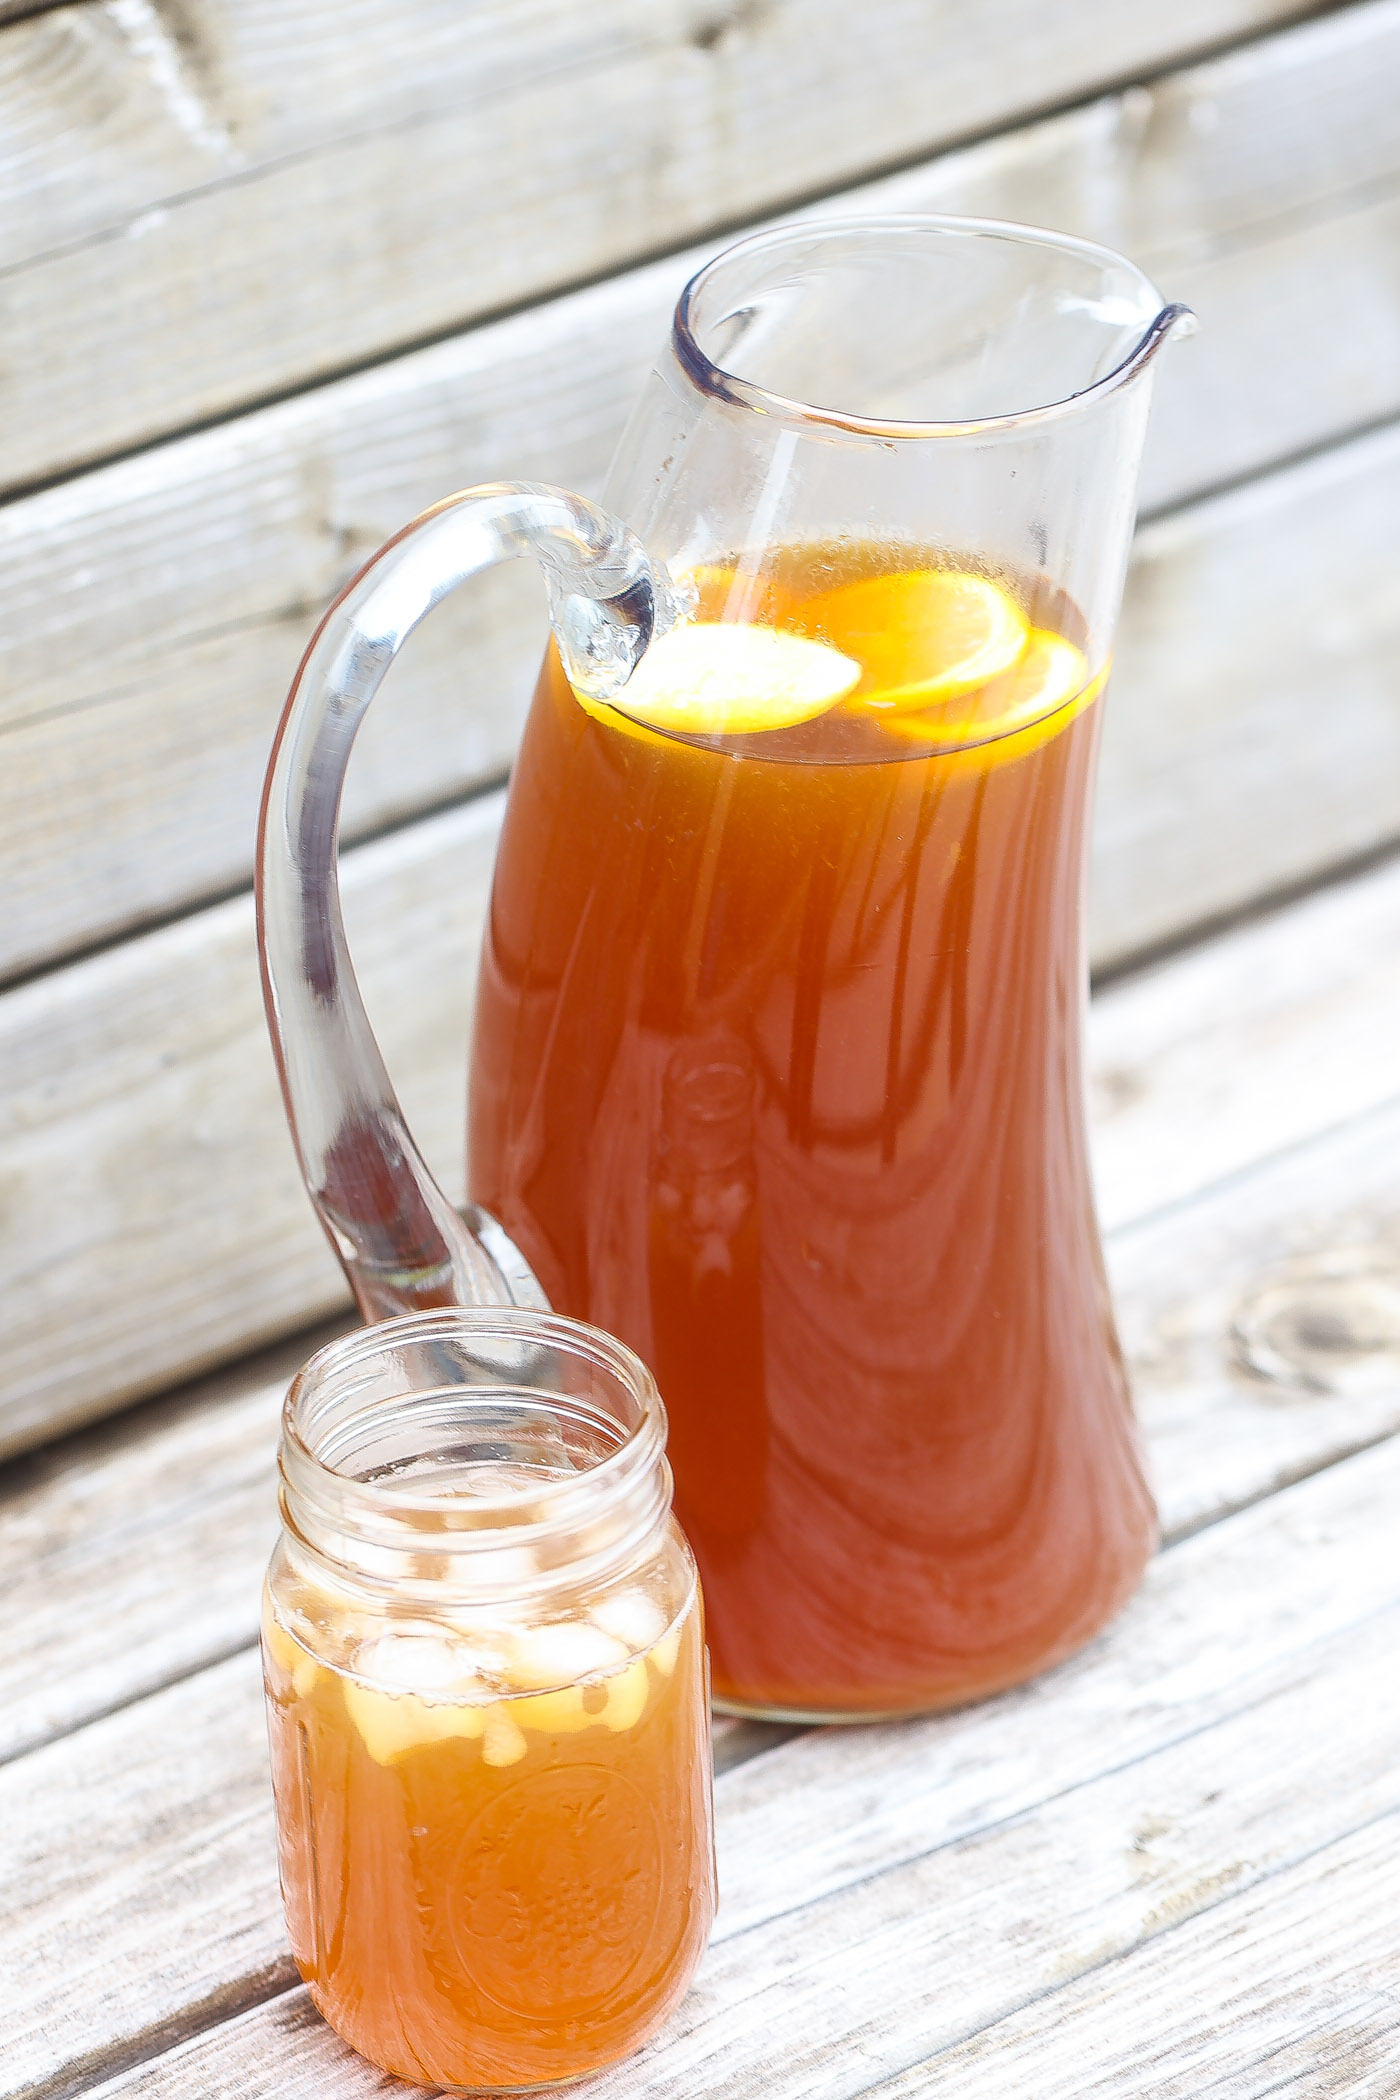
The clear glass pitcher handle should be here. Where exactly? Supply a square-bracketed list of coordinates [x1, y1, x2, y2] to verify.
[256, 480, 682, 1322]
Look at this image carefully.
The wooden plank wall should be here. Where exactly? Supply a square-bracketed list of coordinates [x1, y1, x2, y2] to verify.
[2, 0, 1331, 488]
[4, 0, 1400, 1454]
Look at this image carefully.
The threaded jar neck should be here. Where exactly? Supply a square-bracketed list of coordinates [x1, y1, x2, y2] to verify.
[277, 1309, 672, 1607]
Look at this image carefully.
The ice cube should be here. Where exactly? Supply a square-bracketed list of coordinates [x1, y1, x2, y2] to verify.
[507, 1620, 628, 1690]
[342, 1624, 501, 1764]
[357, 1626, 464, 1693]
[590, 1590, 667, 1654]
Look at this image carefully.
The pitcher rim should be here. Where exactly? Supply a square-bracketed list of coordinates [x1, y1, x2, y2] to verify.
[672, 214, 1192, 440]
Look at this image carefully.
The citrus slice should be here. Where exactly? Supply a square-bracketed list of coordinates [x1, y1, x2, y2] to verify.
[797, 569, 1029, 714]
[889, 630, 1089, 743]
[602, 620, 861, 737]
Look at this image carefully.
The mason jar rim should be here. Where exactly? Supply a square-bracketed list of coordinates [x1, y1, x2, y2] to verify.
[277, 1308, 672, 1600]
[286, 1306, 665, 1507]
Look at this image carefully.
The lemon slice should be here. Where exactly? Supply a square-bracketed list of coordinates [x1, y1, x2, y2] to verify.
[888, 630, 1103, 767]
[890, 630, 1088, 741]
[798, 570, 1029, 715]
[603, 621, 860, 736]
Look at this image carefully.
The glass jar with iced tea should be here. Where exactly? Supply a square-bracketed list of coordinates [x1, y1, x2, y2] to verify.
[262, 1308, 714, 2093]
[259, 217, 1192, 1725]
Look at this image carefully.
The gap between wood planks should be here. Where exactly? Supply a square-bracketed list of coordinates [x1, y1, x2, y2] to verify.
[0, 0, 1352, 511]
[1091, 827, 1400, 992]
[0, 765, 511, 1002]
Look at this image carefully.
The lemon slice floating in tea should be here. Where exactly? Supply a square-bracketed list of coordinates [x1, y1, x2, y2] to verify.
[889, 629, 1093, 748]
[797, 569, 1028, 714]
[599, 620, 861, 736]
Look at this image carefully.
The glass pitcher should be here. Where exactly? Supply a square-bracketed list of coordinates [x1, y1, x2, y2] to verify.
[258, 216, 1191, 1723]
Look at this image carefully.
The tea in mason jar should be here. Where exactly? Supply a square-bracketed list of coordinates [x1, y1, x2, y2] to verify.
[262, 1311, 714, 2092]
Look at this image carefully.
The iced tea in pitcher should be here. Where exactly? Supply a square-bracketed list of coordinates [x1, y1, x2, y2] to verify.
[259, 217, 1190, 1723]
[469, 547, 1155, 1717]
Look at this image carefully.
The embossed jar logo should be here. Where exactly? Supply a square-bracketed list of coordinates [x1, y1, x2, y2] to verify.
[448, 1762, 664, 2018]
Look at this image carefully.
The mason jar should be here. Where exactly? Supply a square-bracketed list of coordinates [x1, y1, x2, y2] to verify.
[261, 1308, 714, 2093]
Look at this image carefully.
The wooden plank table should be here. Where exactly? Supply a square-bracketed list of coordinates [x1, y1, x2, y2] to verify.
[6, 847, 1400, 2097]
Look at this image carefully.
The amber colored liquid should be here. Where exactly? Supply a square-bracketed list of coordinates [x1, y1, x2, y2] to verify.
[264, 1595, 713, 2091]
[469, 548, 1156, 1718]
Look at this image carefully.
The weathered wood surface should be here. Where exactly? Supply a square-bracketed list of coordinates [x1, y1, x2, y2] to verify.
[1099, 424, 1400, 962]
[3, 849, 1398, 1747]
[615, 1596, 1400, 2100]
[1089, 841, 1400, 1231]
[0, 797, 496, 1459]
[6, 4, 1400, 982]
[869, 1815, 1400, 2097]
[13, 1432, 1400, 2099]
[0, 1330, 324, 1767]
[1102, 424, 1400, 961]
[0, 0, 1334, 493]
[1113, 1099, 1400, 1540]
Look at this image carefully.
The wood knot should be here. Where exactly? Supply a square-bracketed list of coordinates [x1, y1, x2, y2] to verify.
[1230, 1247, 1400, 1398]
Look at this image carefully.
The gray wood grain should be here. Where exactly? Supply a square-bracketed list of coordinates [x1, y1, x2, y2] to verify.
[6, 4, 1400, 982]
[0, 795, 499, 1459]
[1098, 422, 1400, 962]
[592, 1600, 1400, 2098]
[21, 1435, 1400, 2100]
[1114, 1108, 1400, 1542]
[0, 1331, 324, 1765]
[1089, 849, 1400, 1236]
[866, 1820, 1400, 2096]
[0, 0, 1330, 491]
[3, 1650, 290, 2099]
